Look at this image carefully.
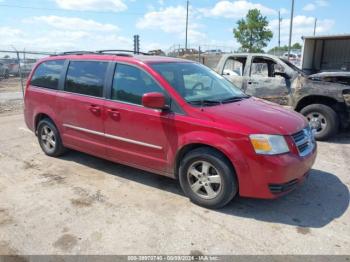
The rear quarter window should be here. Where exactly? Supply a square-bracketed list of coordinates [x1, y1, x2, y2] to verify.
[30, 60, 65, 90]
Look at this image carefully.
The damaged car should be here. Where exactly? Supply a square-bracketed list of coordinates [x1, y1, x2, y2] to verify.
[216, 53, 350, 140]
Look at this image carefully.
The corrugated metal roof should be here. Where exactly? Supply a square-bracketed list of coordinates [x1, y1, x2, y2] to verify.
[302, 34, 350, 40]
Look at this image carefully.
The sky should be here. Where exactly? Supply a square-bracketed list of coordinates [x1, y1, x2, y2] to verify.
[0, 0, 347, 53]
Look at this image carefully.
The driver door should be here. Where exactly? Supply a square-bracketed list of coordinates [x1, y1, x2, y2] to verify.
[245, 56, 290, 105]
[104, 63, 174, 174]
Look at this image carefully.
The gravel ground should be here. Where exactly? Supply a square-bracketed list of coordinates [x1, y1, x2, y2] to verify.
[0, 78, 24, 114]
[0, 112, 349, 255]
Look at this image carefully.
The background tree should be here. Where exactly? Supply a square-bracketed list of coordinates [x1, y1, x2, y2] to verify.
[268, 43, 303, 55]
[233, 9, 273, 53]
[292, 43, 302, 50]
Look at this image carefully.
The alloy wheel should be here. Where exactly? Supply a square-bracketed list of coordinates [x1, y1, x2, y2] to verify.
[187, 160, 222, 200]
[40, 125, 56, 152]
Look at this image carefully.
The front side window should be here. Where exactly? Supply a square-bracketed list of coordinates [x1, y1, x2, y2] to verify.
[65, 61, 108, 97]
[30, 60, 65, 89]
[223, 57, 246, 76]
[112, 64, 165, 105]
[151, 62, 246, 105]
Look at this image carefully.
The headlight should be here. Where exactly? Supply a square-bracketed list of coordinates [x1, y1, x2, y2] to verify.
[249, 134, 289, 155]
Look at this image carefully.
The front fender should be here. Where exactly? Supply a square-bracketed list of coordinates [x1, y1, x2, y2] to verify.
[172, 130, 251, 192]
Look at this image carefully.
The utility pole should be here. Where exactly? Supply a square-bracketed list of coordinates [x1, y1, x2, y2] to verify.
[185, 0, 189, 50]
[287, 0, 295, 60]
[278, 10, 281, 48]
[133, 35, 140, 54]
[313, 18, 317, 36]
[11, 45, 24, 98]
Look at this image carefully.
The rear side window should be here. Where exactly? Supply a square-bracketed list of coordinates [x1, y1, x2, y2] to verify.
[30, 60, 65, 89]
[65, 61, 108, 97]
[112, 64, 165, 105]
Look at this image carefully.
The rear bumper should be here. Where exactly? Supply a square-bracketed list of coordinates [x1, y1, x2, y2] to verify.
[238, 144, 317, 199]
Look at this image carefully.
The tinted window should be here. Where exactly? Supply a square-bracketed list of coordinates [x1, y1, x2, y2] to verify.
[112, 64, 164, 105]
[30, 60, 65, 89]
[65, 61, 108, 97]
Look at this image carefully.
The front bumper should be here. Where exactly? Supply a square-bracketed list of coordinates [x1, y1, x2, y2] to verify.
[238, 144, 317, 199]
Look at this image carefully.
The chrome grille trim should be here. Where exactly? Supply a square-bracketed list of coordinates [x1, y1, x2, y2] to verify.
[292, 127, 315, 157]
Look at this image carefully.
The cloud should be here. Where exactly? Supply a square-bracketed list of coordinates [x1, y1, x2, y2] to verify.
[136, 5, 206, 43]
[303, 3, 316, 11]
[26, 16, 119, 32]
[0, 26, 24, 39]
[303, 0, 328, 12]
[55, 0, 127, 12]
[269, 16, 335, 43]
[315, 0, 328, 7]
[202, 0, 277, 18]
[0, 16, 131, 52]
[279, 8, 289, 15]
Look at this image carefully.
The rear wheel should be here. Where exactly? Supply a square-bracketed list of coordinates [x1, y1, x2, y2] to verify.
[300, 104, 339, 141]
[37, 119, 66, 157]
[179, 147, 238, 209]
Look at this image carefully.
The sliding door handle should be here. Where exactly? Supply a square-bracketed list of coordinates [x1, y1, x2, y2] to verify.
[88, 105, 101, 115]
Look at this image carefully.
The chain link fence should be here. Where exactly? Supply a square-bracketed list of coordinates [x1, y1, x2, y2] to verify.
[166, 44, 237, 69]
[0, 48, 55, 114]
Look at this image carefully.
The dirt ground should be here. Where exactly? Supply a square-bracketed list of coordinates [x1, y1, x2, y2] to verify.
[0, 111, 349, 255]
[0, 78, 349, 255]
[0, 77, 25, 93]
[0, 78, 24, 114]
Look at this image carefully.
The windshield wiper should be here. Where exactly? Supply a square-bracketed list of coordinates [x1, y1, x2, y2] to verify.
[221, 96, 250, 104]
[187, 100, 222, 106]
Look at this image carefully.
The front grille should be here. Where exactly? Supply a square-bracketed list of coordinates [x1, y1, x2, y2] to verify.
[269, 179, 299, 194]
[292, 127, 315, 157]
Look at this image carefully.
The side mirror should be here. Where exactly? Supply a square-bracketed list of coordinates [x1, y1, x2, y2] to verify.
[142, 92, 167, 110]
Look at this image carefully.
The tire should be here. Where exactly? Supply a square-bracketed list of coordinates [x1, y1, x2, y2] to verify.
[179, 147, 238, 209]
[37, 118, 66, 157]
[300, 104, 339, 141]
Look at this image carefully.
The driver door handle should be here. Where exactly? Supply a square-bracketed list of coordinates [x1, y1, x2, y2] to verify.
[107, 108, 120, 121]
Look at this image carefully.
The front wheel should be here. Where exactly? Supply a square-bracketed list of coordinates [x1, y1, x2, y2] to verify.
[300, 104, 339, 141]
[179, 147, 238, 209]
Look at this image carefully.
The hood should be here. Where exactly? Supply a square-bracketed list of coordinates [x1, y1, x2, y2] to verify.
[298, 75, 350, 92]
[199, 97, 307, 135]
[309, 71, 350, 78]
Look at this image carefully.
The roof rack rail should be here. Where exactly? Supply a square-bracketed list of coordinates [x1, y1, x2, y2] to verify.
[52, 51, 96, 56]
[96, 50, 149, 55]
[51, 50, 151, 57]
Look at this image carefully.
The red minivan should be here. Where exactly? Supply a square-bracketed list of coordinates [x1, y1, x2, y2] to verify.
[24, 51, 317, 208]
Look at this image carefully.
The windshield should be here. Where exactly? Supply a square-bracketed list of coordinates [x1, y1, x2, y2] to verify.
[281, 58, 305, 76]
[151, 62, 247, 105]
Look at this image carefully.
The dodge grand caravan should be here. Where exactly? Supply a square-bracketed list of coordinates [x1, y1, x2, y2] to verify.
[24, 51, 317, 208]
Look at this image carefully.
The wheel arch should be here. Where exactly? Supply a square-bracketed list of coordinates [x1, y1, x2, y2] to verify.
[34, 112, 56, 133]
[295, 95, 341, 112]
[174, 143, 238, 180]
